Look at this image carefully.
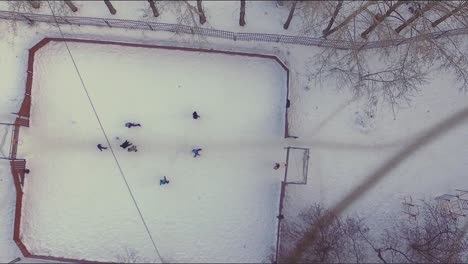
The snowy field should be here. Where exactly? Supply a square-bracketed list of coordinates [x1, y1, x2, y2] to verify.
[0, 1, 467, 263]
[16, 41, 287, 262]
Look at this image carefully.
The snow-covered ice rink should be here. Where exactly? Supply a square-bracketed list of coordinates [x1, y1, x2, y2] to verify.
[0, 2, 466, 262]
[17, 41, 287, 262]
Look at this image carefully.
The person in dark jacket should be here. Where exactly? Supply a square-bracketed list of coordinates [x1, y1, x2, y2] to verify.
[274, 163, 280, 170]
[192, 111, 200, 119]
[160, 176, 170, 185]
[274, 162, 287, 170]
[128, 145, 138, 152]
[97, 144, 108, 151]
[192, 148, 202, 157]
[125, 122, 141, 128]
[120, 140, 132, 149]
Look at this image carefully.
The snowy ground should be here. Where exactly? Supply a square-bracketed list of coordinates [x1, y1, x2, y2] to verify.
[0, 159, 21, 261]
[0, 1, 467, 263]
[0, 1, 301, 36]
[17, 41, 286, 262]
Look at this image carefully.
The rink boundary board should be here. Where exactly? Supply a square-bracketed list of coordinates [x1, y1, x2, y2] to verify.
[11, 37, 292, 263]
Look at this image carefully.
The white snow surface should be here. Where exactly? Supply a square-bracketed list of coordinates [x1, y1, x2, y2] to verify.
[17, 41, 287, 262]
[0, 1, 467, 263]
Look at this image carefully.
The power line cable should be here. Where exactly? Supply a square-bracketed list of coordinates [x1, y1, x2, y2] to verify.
[45, 1, 163, 262]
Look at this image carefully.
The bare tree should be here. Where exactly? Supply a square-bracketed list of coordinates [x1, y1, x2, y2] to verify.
[196, 0, 206, 25]
[308, 42, 428, 111]
[239, 0, 246, 26]
[8, 0, 73, 19]
[156, 1, 208, 27]
[63, 0, 78, 12]
[139, 0, 208, 43]
[287, 0, 468, 111]
[322, 0, 343, 36]
[323, 1, 376, 38]
[283, 198, 468, 263]
[116, 248, 140, 263]
[7, 0, 39, 13]
[431, 1, 468, 28]
[278, 203, 371, 263]
[47, 0, 75, 16]
[291, 1, 334, 36]
[147, 0, 159, 17]
[116, 247, 151, 263]
[283, 0, 298, 30]
[360, 1, 405, 39]
[104, 0, 116, 15]
[394, 1, 438, 34]
[374, 201, 468, 263]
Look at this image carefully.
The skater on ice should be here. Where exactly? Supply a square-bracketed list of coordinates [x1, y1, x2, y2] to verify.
[125, 122, 141, 128]
[97, 144, 108, 151]
[160, 176, 170, 185]
[274, 163, 280, 170]
[127, 145, 138, 152]
[192, 148, 202, 157]
[192, 111, 200, 120]
[120, 140, 133, 149]
[274, 162, 287, 170]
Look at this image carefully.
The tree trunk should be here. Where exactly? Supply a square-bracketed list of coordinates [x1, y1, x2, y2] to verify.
[104, 0, 116, 15]
[29, 0, 41, 9]
[322, 0, 343, 36]
[431, 1, 468, 28]
[64, 0, 78, 12]
[360, 0, 404, 39]
[283, 0, 298, 30]
[239, 0, 246, 26]
[395, 2, 437, 33]
[196, 0, 207, 25]
[148, 0, 159, 17]
[323, 1, 375, 38]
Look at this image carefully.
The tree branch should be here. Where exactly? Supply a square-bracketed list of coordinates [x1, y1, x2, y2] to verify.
[324, 1, 376, 38]
[283, 0, 298, 30]
[383, 247, 414, 263]
[322, 0, 343, 35]
[361, 0, 405, 39]
[394, 2, 437, 34]
[431, 1, 468, 28]
[64, 0, 78, 12]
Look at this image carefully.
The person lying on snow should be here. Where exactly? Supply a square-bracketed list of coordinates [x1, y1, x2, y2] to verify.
[192, 111, 200, 120]
[97, 144, 108, 151]
[127, 145, 138, 152]
[192, 148, 202, 157]
[125, 122, 141, 128]
[120, 140, 132, 149]
[274, 162, 287, 170]
[274, 163, 280, 170]
[160, 176, 170, 185]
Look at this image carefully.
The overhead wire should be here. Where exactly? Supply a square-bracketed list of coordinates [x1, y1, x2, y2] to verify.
[45, 1, 163, 262]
